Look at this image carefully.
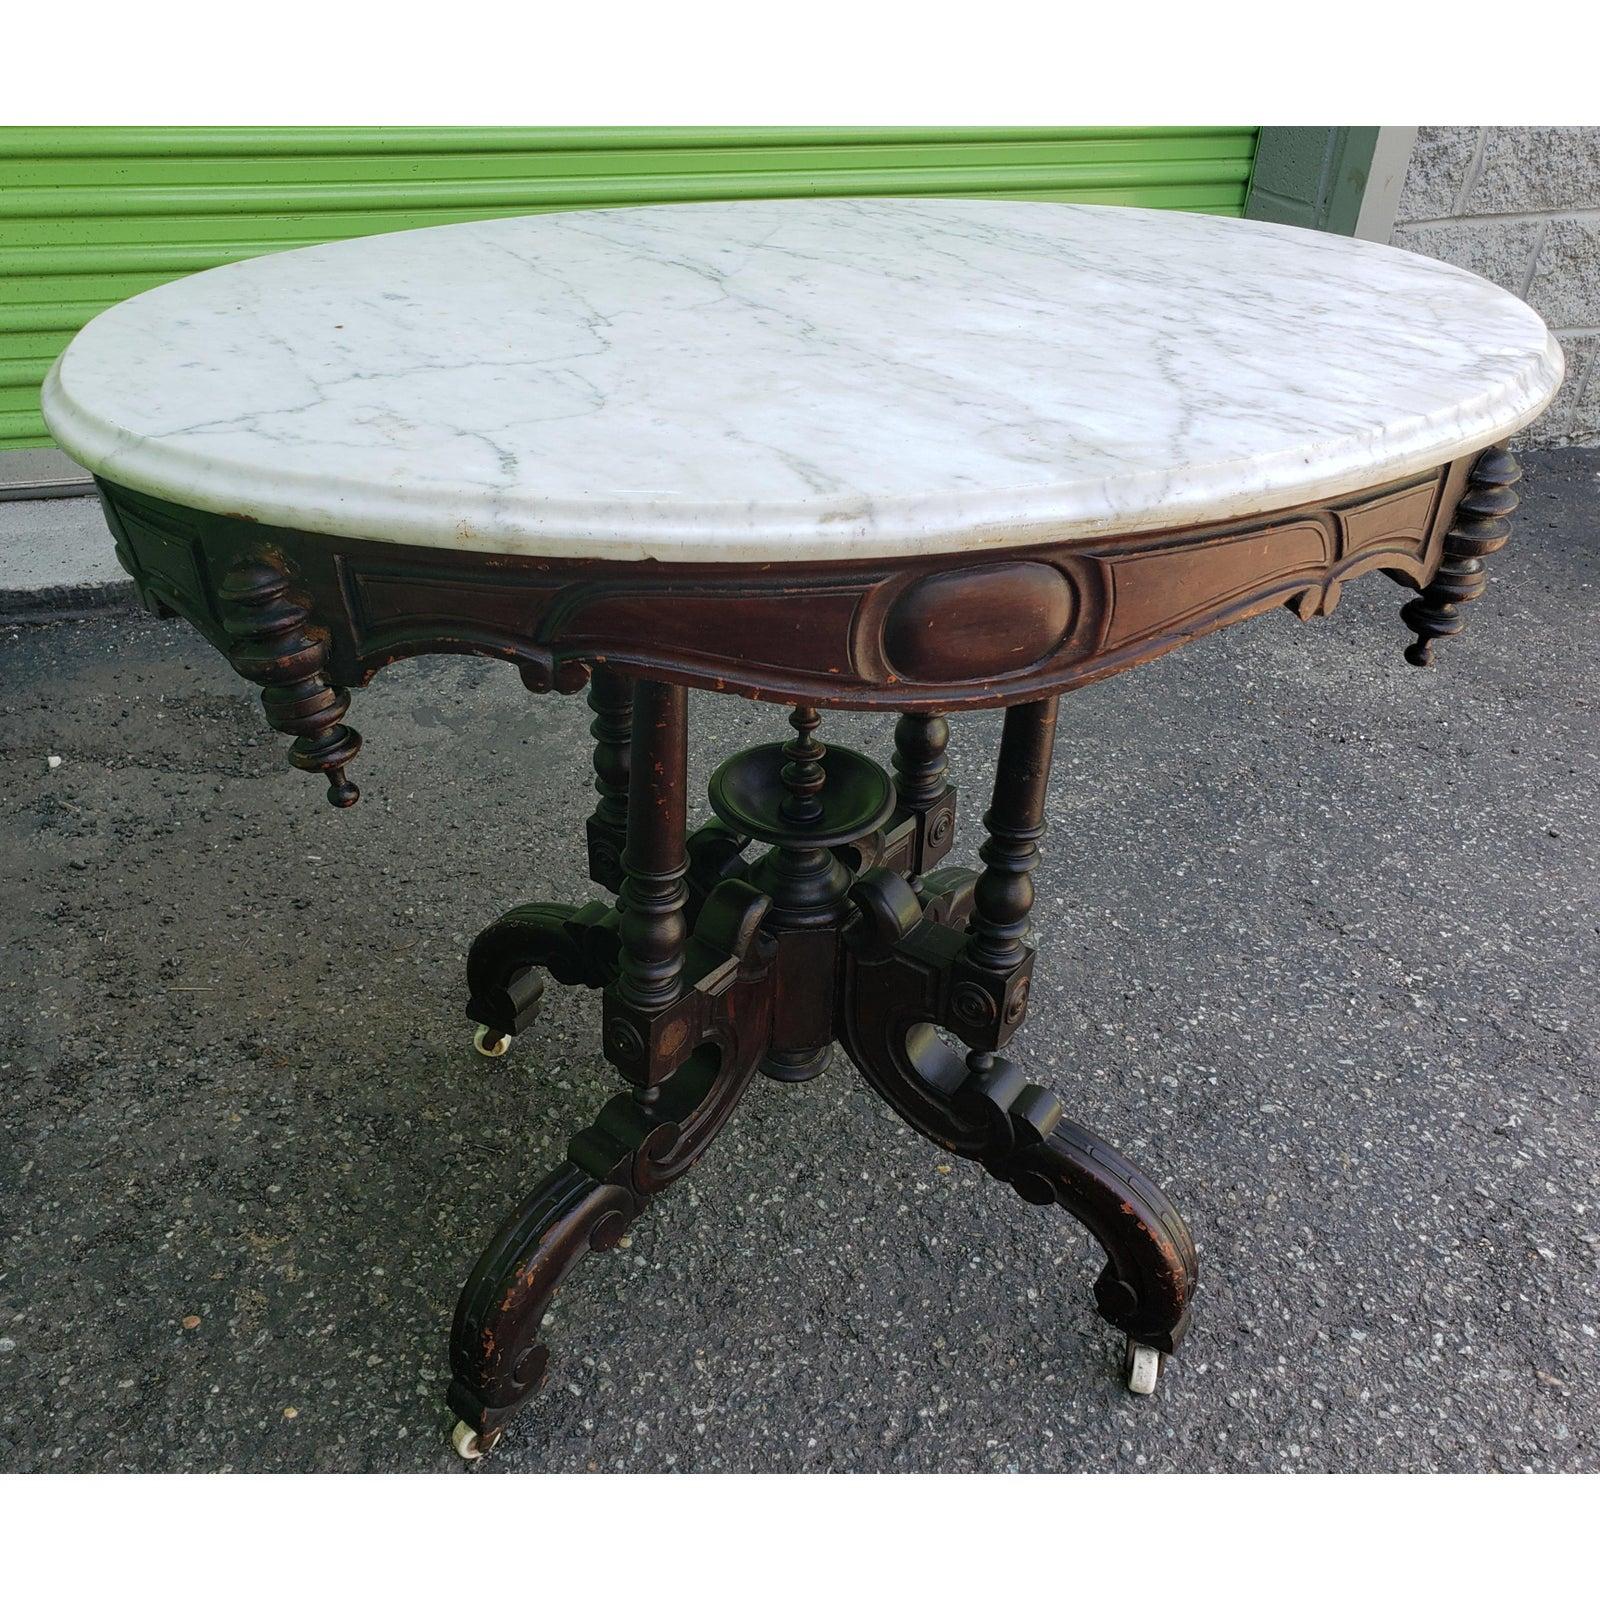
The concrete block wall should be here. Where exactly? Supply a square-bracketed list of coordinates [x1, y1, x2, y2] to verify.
[1390, 127, 1599, 446]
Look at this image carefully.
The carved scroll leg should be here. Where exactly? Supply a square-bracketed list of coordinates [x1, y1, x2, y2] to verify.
[1402, 446, 1520, 666]
[463, 900, 618, 1057]
[843, 698, 1198, 1393]
[450, 680, 777, 1456]
[843, 1008, 1199, 1395]
[446, 996, 769, 1459]
[450, 918, 771, 1457]
[447, 1162, 637, 1455]
[956, 1055, 1197, 1387]
[955, 699, 1195, 1388]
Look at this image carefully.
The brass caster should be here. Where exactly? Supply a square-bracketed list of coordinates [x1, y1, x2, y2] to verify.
[473, 1025, 510, 1059]
[1123, 1339, 1164, 1397]
[451, 1419, 498, 1460]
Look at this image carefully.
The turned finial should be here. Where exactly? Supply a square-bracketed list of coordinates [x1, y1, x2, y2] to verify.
[779, 705, 827, 825]
[218, 553, 363, 807]
[1402, 446, 1521, 668]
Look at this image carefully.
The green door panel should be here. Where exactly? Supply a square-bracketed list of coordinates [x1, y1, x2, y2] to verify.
[0, 125, 1259, 449]
[1245, 127, 1378, 235]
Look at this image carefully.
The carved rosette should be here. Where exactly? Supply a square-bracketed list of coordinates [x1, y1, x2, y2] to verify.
[1401, 446, 1521, 667]
[218, 552, 362, 807]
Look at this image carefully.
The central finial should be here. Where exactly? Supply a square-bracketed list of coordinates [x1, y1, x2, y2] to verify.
[779, 705, 826, 825]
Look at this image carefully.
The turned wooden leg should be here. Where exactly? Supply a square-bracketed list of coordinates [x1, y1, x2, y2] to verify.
[891, 711, 957, 881]
[448, 680, 776, 1456]
[838, 696, 1198, 1392]
[605, 679, 693, 1082]
[890, 711, 977, 930]
[965, 699, 1194, 1375]
[746, 708, 857, 1082]
[1402, 445, 1521, 666]
[965, 695, 1057, 976]
[583, 664, 633, 891]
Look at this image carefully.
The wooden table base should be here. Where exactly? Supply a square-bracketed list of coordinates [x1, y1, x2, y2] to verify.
[447, 682, 1199, 1457]
[84, 446, 1524, 1459]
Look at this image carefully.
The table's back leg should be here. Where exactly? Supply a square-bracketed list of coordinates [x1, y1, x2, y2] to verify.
[463, 899, 618, 1056]
[583, 664, 634, 891]
[466, 671, 752, 1058]
[891, 711, 958, 886]
[1402, 446, 1521, 666]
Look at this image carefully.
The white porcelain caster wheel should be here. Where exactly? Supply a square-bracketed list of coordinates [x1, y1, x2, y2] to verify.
[473, 1025, 510, 1058]
[1123, 1340, 1164, 1396]
[451, 1420, 497, 1460]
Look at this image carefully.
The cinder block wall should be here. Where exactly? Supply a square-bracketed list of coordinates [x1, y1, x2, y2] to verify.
[1390, 127, 1599, 447]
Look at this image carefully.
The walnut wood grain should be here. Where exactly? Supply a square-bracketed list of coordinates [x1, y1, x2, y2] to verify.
[96, 456, 1469, 734]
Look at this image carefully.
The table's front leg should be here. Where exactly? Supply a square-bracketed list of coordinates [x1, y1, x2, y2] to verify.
[839, 697, 1197, 1394]
[447, 680, 777, 1459]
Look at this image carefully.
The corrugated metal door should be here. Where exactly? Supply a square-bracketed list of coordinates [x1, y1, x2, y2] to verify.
[0, 125, 1259, 450]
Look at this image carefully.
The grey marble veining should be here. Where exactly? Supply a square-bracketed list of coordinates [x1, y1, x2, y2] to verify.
[42, 199, 1563, 562]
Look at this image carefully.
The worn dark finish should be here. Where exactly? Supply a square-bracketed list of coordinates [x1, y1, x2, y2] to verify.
[610, 683, 691, 1030]
[835, 709, 1195, 1365]
[449, 879, 775, 1447]
[1402, 447, 1522, 667]
[709, 707, 892, 1082]
[966, 697, 1059, 976]
[89, 444, 1519, 1456]
[96, 454, 1479, 737]
[452, 690, 1195, 1450]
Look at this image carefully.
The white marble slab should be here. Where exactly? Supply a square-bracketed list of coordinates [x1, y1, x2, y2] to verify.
[42, 199, 1562, 563]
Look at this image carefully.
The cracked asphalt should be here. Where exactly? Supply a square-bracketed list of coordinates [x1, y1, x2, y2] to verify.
[2, 448, 1597, 1473]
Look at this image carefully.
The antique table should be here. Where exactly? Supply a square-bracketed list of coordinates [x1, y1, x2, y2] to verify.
[42, 198, 1562, 1458]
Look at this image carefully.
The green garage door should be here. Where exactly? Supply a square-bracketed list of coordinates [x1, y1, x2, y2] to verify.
[0, 125, 1259, 451]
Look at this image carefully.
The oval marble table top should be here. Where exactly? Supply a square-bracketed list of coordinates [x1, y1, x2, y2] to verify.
[44, 199, 1562, 565]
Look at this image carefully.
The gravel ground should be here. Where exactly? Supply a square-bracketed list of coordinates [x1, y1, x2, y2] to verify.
[2, 448, 1597, 1473]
